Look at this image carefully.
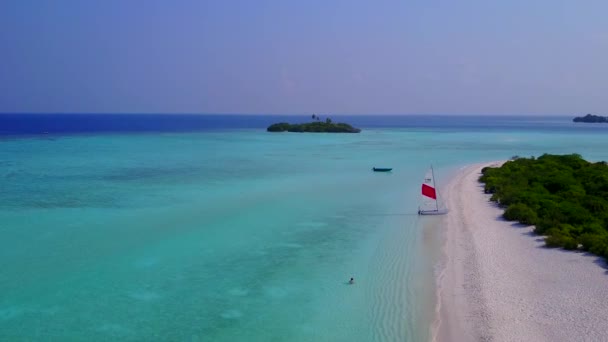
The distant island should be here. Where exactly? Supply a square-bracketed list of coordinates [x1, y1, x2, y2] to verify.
[573, 114, 608, 123]
[267, 115, 361, 133]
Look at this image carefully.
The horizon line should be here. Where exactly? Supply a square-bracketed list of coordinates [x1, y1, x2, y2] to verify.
[0, 112, 579, 117]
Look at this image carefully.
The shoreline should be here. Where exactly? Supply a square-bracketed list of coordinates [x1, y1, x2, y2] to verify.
[433, 162, 608, 341]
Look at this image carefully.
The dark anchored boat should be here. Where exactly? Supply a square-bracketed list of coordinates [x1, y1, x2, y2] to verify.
[372, 167, 392, 172]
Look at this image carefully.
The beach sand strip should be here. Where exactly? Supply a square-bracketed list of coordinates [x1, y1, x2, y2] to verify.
[433, 162, 608, 342]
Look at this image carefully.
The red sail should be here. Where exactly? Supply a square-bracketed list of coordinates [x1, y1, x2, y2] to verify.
[421, 184, 437, 199]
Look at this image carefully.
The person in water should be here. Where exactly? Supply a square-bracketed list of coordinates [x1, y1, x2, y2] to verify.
[348, 277, 354, 284]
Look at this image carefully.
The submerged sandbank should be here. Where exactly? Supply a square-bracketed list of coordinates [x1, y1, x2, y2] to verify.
[434, 162, 608, 342]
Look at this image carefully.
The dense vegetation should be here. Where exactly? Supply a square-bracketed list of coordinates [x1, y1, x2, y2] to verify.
[573, 114, 608, 123]
[267, 115, 361, 133]
[479, 154, 608, 259]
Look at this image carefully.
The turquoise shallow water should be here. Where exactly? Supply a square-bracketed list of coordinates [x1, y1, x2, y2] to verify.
[1, 118, 608, 341]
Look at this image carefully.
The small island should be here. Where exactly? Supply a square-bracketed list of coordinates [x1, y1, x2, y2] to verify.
[573, 113, 608, 123]
[267, 114, 361, 133]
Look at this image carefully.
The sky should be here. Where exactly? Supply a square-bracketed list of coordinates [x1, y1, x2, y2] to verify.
[0, 0, 607, 115]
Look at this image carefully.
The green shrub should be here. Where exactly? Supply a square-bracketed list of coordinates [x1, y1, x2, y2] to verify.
[503, 203, 538, 225]
[545, 234, 564, 248]
[590, 241, 608, 256]
[561, 237, 579, 250]
[579, 233, 601, 251]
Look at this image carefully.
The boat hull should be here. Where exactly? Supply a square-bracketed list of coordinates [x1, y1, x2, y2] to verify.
[373, 167, 392, 172]
[418, 209, 448, 215]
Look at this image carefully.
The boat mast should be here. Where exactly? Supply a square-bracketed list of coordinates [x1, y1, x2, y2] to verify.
[431, 165, 439, 212]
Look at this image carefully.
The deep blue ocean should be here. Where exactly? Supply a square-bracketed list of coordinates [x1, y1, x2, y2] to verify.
[0, 113, 601, 136]
[1, 114, 607, 341]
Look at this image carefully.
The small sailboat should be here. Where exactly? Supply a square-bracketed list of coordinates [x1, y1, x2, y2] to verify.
[418, 166, 448, 215]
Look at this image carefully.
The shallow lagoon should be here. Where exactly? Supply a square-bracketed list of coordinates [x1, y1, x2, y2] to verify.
[1, 116, 607, 340]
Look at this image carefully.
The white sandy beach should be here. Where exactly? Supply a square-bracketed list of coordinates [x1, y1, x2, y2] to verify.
[434, 162, 608, 342]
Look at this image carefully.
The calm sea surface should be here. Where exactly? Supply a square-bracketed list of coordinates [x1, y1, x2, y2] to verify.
[1, 115, 607, 341]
